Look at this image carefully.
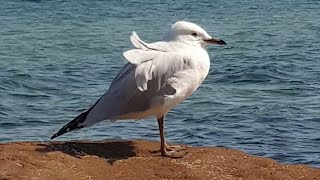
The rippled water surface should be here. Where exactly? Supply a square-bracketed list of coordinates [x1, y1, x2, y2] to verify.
[1, 0, 320, 167]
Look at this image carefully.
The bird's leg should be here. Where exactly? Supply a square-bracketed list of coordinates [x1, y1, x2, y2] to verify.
[157, 115, 184, 158]
[157, 115, 166, 155]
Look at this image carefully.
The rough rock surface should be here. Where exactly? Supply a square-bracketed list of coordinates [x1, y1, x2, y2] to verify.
[0, 140, 319, 180]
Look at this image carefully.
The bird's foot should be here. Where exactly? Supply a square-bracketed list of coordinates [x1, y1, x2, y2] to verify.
[160, 144, 188, 158]
[161, 149, 185, 158]
[165, 145, 187, 152]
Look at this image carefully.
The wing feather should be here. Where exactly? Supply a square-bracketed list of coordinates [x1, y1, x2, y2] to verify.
[123, 49, 156, 64]
[130, 31, 149, 50]
[134, 51, 189, 92]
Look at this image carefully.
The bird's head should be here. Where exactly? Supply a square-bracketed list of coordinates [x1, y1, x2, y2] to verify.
[164, 21, 226, 48]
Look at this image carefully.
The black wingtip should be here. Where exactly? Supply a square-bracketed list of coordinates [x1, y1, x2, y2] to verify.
[50, 123, 85, 140]
[50, 111, 88, 140]
[50, 128, 66, 140]
[50, 133, 59, 140]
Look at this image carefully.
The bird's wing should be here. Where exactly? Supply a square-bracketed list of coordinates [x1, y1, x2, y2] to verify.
[84, 49, 199, 124]
[52, 49, 197, 139]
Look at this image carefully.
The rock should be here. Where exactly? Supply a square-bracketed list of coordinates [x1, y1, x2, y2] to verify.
[0, 140, 319, 180]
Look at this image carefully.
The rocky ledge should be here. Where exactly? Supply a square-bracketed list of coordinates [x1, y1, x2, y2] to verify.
[0, 140, 319, 180]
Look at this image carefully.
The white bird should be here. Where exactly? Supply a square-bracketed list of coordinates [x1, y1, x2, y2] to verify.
[51, 21, 226, 158]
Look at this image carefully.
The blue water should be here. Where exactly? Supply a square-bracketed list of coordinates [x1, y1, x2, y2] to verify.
[1, 0, 320, 167]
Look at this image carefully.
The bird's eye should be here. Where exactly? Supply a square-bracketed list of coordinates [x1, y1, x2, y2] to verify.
[191, 32, 198, 37]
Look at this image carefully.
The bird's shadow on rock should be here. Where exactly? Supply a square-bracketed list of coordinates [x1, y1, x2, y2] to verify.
[36, 140, 137, 165]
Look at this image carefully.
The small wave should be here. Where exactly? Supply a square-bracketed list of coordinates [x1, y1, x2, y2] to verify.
[9, 92, 51, 99]
[0, 122, 21, 128]
[10, 73, 32, 79]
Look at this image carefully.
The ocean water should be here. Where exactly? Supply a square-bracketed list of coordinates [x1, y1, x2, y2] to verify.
[1, 0, 320, 167]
